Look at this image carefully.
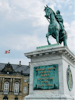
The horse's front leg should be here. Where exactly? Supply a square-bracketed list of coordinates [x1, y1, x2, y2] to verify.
[56, 31, 59, 44]
[46, 33, 51, 45]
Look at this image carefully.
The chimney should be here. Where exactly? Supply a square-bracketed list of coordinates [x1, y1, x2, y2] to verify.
[29, 62, 30, 67]
[19, 61, 21, 66]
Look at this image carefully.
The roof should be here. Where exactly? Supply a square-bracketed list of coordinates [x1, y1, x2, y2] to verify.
[0, 62, 30, 75]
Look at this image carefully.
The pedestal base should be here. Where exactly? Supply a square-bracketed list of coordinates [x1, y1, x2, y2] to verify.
[24, 94, 73, 100]
[24, 46, 75, 100]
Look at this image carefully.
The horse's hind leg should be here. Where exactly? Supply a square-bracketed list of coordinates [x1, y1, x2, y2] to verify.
[46, 33, 51, 45]
[47, 36, 51, 45]
[62, 31, 67, 46]
[63, 36, 67, 46]
[56, 31, 59, 44]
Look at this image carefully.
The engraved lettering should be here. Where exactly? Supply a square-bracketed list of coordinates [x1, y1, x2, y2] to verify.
[47, 67, 55, 70]
[33, 64, 59, 90]
[40, 71, 50, 74]
[45, 84, 53, 86]
[42, 81, 48, 83]
[37, 78, 45, 80]
[41, 85, 44, 86]
[36, 68, 46, 71]
[41, 74, 50, 77]
[46, 77, 53, 79]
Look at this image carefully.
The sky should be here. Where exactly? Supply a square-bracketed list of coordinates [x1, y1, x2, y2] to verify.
[0, 0, 75, 65]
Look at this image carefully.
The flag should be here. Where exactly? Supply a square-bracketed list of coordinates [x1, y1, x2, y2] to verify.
[5, 50, 10, 54]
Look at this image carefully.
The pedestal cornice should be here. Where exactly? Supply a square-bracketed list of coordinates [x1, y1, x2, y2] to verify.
[24, 46, 75, 63]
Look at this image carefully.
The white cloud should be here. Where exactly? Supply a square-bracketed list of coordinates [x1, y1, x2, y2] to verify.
[57, 5, 62, 9]
[69, 5, 72, 9]
[0, 57, 30, 65]
[73, 12, 75, 15]
[0, 0, 49, 26]
[0, 33, 47, 51]
[50, 3, 56, 11]
[0, 30, 60, 52]
[64, 21, 75, 52]
[0, 0, 74, 27]
[55, 0, 73, 5]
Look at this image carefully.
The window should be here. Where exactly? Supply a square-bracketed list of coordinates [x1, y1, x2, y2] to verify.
[14, 97, 18, 100]
[24, 79, 27, 82]
[14, 82, 19, 95]
[23, 87, 27, 94]
[4, 82, 9, 94]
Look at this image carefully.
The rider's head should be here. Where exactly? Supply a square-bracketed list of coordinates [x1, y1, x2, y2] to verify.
[56, 10, 60, 14]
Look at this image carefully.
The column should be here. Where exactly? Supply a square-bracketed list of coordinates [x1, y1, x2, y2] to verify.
[12, 78, 14, 92]
[2, 78, 4, 91]
[10, 78, 12, 92]
[0, 78, 1, 90]
[20, 78, 22, 93]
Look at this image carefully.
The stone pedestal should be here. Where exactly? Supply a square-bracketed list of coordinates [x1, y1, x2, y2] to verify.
[24, 45, 75, 100]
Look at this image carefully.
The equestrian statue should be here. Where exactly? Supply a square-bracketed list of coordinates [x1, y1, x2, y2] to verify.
[44, 5, 67, 46]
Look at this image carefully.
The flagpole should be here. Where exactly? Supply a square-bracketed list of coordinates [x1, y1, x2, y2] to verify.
[5, 50, 10, 63]
[9, 53, 10, 63]
[8, 52, 10, 63]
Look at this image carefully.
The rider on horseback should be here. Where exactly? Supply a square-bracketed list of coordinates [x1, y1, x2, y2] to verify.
[55, 10, 64, 32]
[44, 6, 67, 46]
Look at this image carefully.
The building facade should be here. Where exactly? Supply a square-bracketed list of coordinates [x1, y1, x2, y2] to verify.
[0, 62, 30, 100]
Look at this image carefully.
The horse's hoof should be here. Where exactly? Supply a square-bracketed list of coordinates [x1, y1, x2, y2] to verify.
[48, 43, 51, 45]
[46, 35, 48, 37]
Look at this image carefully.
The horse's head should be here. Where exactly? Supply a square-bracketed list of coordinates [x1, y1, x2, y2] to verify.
[44, 5, 55, 20]
[44, 5, 51, 19]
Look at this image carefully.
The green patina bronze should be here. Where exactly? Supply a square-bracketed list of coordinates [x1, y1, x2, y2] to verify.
[36, 43, 59, 49]
[33, 64, 59, 90]
[67, 66, 73, 91]
[44, 5, 67, 46]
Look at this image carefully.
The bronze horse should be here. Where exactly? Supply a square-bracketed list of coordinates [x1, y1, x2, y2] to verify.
[44, 6, 67, 46]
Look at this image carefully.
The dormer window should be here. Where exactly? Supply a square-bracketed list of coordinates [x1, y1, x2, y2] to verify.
[7, 72, 9, 74]
[1, 63, 15, 74]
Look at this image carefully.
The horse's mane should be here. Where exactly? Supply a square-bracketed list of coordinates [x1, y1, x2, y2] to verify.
[49, 7, 56, 17]
[45, 5, 56, 18]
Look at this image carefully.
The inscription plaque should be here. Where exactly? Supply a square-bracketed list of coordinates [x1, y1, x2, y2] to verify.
[33, 64, 59, 90]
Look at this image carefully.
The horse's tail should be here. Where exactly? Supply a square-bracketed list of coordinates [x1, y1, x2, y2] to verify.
[65, 31, 67, 39]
